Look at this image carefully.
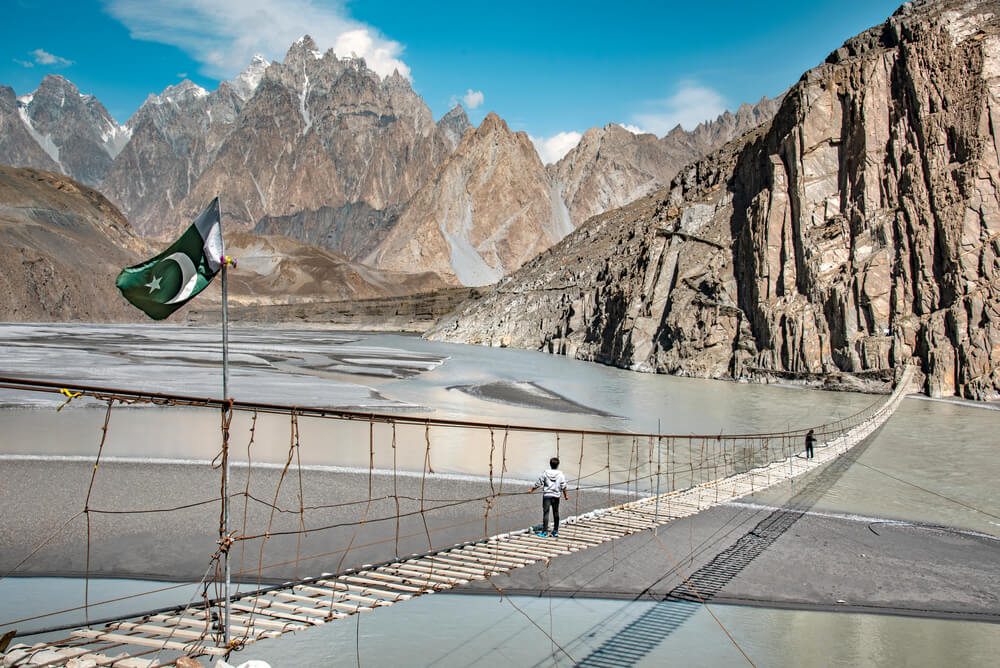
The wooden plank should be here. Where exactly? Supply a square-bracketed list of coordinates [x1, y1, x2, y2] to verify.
[440, 549, 520, 569]
[272, 590, 373, 613]
[70, 630, 227, 656]
[582, 518, 635, 534]
[316, 578, 413, 600]
[591, 515, 650, 530]
[231, 601, 327, 625]
[599, 514, 654, 529]
[458, 547, 533, 566]
[294, 584, 393, 607]
[341, 574, 423, 593]
[187, 609, 307, 632]
[146, 614, 282, 639]
[558, 525, 617, 540]
[361, 569, 451, 590]
[379, 566, 467, 585]
[568, 521, 626, 535]
[250, 595, 350, 619]
[459, 544, 535, 562]
[483, 540, 557, 559]
[405, 559, 487, 579]
[108, 621, 210, 642]
[511, 534, 581, 552]
[498, 537, 570, 557]
[544, 531, 604, 546]
[418, 555, 492, 574]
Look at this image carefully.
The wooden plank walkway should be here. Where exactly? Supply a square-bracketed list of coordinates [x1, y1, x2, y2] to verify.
[2, 367, 915, 667]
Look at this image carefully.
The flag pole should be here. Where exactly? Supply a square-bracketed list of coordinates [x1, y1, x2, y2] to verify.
[221, 201, 232, 650]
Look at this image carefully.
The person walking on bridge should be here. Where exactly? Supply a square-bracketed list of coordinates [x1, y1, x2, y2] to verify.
[805, 429, 816, 459]
[530, 457, 569, 537]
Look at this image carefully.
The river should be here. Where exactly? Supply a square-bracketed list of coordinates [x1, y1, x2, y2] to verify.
[0, 323, 997, 666]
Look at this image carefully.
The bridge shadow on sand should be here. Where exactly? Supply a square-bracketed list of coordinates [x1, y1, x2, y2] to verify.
[571, 426, 885, 668]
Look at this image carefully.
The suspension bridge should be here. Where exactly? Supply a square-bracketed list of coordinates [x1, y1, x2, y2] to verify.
[0, 365, 915, 667]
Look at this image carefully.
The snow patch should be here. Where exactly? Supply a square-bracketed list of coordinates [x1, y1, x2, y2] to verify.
[299, 70, 312, 135]
[545, 179, 575, 243]
[441, 201, 502, 286]
[230, 54, 270, 100]
[16, 103, 66, 172]
[100, 120, 132, 158]
[249, 170, 266, 209]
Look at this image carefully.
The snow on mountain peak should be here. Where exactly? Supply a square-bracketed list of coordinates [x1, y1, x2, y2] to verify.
[155, 80, 208, 106]
[230, 54, 271, 100]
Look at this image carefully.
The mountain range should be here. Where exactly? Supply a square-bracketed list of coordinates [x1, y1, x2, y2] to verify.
[1, 36, 779, 286]
[429, 0, 1000, 401]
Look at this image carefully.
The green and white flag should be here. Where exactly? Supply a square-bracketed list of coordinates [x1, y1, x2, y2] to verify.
[116, 198, 224, 320]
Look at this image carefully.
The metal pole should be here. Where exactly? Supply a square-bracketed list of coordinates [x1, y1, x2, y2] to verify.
[221, 258, 231, 648]
[654, 419, 661, 534]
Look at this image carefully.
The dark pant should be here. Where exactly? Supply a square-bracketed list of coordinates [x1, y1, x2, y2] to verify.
[542, 496, 560, 533]
[806, 440, 814, 458]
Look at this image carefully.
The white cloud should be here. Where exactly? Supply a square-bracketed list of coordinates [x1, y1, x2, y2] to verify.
[448, 88, 484, 110]
[529, 131, 583, 165]
[462, 89, 484, 109]
[616, 123, 644, 135]
[102, 0, 410, 79]
[30, 49, 73, 67]
[632, 81, 727, 136]
[13, 58, 34, 68]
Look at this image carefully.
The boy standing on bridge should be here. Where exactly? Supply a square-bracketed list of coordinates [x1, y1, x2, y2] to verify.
[530, 457, 569, 536]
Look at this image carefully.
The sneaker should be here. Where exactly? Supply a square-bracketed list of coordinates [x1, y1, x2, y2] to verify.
[551, 532, 559, 538]
[536, 531, 548, 537]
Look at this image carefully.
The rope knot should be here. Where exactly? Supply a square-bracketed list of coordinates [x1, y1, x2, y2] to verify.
[57, 388, 82, 412]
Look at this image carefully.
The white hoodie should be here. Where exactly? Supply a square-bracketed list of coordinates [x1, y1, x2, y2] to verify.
[534, 468, 567, 497]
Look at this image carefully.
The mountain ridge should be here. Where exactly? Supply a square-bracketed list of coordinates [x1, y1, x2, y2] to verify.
[429, 0, 1000, 401]
[1, 42, 782, 285]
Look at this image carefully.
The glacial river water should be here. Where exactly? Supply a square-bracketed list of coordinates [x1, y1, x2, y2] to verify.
[0, 323, 997, 666]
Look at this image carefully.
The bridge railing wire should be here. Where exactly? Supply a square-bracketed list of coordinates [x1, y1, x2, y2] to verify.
[0, 372, 900, 662]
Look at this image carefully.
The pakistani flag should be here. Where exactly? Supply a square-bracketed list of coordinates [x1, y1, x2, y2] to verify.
[116, 198, 224, 320]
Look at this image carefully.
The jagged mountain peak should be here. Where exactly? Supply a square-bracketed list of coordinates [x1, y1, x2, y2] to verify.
[36, 73, 77, 93]
[437, 104, 472, 151]
[10, 75, 129, 182]
[475, 111, 508, 135]
[285, 34, 324, 65]
[229, 54, 270, 100]
[139, 79, 209, 112]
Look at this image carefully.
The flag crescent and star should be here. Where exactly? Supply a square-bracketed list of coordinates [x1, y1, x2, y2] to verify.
[116, 197, 225, 320]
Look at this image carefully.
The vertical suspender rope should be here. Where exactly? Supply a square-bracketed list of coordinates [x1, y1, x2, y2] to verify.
[654, 419, 661, 533]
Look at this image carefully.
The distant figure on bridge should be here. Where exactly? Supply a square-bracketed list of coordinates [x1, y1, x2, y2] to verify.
[530, 457, 569, 537]
[805, 429, 816, 459]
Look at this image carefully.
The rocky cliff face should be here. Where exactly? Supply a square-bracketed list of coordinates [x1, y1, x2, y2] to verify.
[367, 113, 574, 285]
[0, 86, 61, 173]
[175, 37, 454, 260]
[6, 75, 128, 188]
[437, 104, 473, 150]
[101, 77, 249, 240]
[430, 0, 1000, 401]
[551, 96, 783, 230]
[0, 166, 147, 322]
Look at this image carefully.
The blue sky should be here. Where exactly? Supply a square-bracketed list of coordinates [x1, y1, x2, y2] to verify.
[4, 0, 902, 162]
